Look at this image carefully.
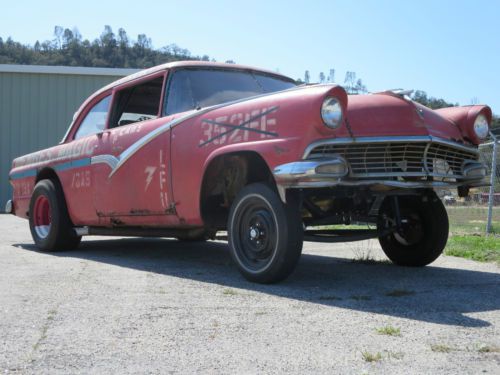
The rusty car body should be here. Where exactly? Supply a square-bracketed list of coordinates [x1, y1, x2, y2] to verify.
[7, 61, 491, 282]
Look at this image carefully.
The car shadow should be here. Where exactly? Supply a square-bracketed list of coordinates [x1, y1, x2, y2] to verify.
[14, 238, 500, 328]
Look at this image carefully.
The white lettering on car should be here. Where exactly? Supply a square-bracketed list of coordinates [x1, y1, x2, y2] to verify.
[199, 106, 279, 147]
[144, 166, 157, 191]
[71, 170, 91, 189]
[159, 150, 168, 209]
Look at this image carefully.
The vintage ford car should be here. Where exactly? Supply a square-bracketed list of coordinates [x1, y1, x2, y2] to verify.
[7, 61, 491, 283]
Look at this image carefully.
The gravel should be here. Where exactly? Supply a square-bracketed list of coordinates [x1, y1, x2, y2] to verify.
[0, 214, 499, 374]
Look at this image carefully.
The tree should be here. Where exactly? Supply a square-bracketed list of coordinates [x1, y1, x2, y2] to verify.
[344, 71, 356, 93]
[411, 90, 457, 109]
[354, 79, 367, 94]
[328, 68, 335, 83]
[0, 25, 221, 69]
[304, 70, 310, 84]
[53, 26, 63, 49]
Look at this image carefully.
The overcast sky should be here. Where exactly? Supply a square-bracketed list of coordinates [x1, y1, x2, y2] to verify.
[2, 0, 499, 113]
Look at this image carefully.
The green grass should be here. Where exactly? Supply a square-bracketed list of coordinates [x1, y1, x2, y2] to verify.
[446, 206, 500, 235]
[445, 235, 500, 264]
[361, 351, 382, 362]
[375, 326, 401, 336]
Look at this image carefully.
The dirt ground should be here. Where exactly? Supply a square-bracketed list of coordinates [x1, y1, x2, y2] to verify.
[1, 214, 499, 374]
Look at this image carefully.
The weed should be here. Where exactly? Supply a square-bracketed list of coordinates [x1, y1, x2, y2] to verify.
[478, 345, 500, 353]
[385, 351, 404, 359]
[376, 326, 401, 336]
[222, 288, 238, 296]
[361, 351, 382, 362]
[431, 344, 453, 353]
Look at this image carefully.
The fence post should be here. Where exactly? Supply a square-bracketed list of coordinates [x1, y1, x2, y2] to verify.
[486, 132, 498, 234]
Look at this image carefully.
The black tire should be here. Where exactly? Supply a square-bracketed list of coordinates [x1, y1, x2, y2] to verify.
[377, 193, 448, 266]
[227, 183, 303, 283]
[29, 179, 81, 251]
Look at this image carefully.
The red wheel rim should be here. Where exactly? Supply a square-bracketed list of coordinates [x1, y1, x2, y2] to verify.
[33, 195, 51, 239]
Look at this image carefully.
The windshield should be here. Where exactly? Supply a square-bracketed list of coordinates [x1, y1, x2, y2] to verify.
[165, 68, 296, 115]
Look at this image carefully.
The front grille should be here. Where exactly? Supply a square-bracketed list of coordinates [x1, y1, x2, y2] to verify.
[306, 140, 478, 180]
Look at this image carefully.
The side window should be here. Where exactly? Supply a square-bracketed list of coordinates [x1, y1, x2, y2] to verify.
[109, 76, 164, 128]
[74, 95, 111, 140]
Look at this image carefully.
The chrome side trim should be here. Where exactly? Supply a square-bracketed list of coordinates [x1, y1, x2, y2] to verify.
[302, 135, 479, 159]
[5, 200, 13, 214]
[90, 155, 119, 170]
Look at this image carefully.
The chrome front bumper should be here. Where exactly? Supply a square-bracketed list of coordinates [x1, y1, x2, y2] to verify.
[273, 157, 489, 191]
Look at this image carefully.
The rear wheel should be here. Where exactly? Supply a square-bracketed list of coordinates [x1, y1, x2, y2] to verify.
[377, 193, 448, 266]
[227, 183, 303, 283]
[29, 179, 81, 251]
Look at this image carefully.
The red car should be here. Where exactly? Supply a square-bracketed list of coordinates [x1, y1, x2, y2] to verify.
[7, 61, 491, 283]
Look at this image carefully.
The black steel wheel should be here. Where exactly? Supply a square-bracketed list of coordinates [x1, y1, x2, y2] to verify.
[29, 179, 81, 251]
[377, 193, 449, 267]
[228, 183, 303, 283]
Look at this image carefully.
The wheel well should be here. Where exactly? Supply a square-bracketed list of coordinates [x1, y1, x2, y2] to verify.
[36, 167, 60, 185]
[35, 167, 65, 202]
[200, 151, 274, 229]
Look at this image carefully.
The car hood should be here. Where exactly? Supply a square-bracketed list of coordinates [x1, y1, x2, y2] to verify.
[345, 92, 466, 142]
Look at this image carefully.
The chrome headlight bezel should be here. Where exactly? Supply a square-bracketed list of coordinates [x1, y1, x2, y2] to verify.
[473, 114, 489, 140]
[321, 97, 343, 129]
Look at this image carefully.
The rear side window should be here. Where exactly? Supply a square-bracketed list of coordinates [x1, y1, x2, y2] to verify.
[74, 95, 111, 140]
[109, 76, 164, 128]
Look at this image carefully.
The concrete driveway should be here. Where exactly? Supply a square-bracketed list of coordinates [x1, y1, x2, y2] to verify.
[1, 215, 499, 374]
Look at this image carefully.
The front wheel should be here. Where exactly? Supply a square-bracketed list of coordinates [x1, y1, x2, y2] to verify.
[29, 179, 81, 251]
[227, 183, 303, 283]
[377, 193, 449, 267]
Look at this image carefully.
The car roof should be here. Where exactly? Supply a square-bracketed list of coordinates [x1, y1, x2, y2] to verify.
[97, 61, 293, 95]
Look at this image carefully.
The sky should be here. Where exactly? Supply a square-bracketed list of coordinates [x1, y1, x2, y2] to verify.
[2, 0, 499, 113]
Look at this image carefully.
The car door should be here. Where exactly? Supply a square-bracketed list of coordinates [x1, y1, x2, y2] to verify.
[58, 93, 112, 226]
[91, 73, 178, 226]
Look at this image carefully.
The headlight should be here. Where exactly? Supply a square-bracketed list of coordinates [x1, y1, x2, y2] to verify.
[321, 97, 343, 129]
[473, 114, 489, 140]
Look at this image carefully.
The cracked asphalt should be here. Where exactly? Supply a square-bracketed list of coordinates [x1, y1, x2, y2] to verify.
[1, 214, 499, 374]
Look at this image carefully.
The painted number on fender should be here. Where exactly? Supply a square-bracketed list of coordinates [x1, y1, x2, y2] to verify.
[71, 170, 91, 189]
